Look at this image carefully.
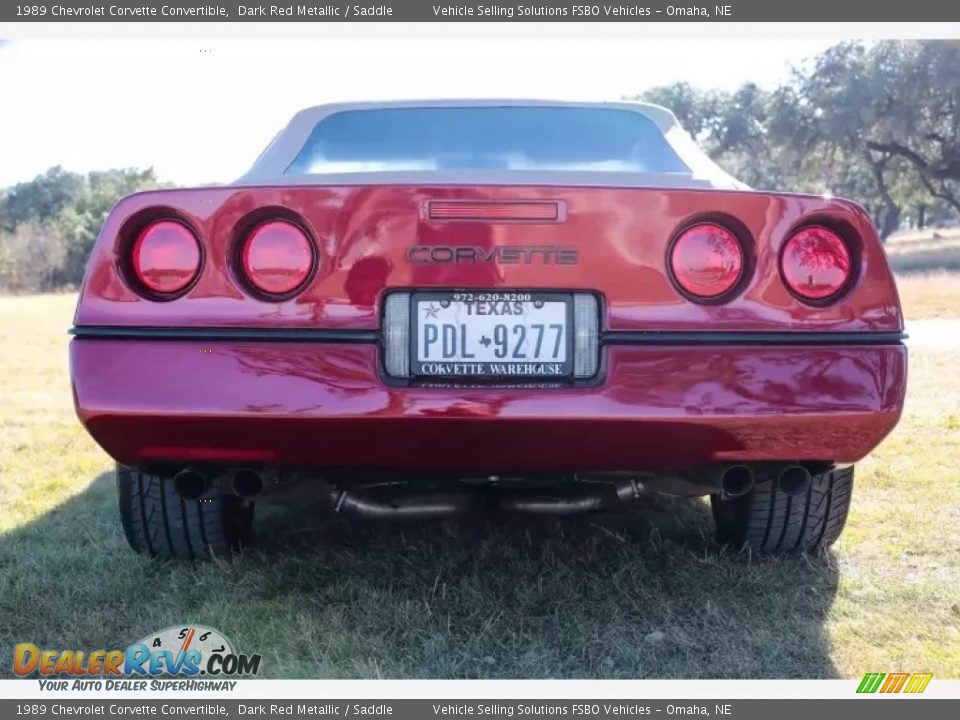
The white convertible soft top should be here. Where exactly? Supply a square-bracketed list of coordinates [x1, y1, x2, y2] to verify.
[236, 99, 748, 191]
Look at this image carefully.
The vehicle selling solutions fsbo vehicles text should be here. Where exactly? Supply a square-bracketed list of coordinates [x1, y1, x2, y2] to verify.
[430, 6, 729, 18]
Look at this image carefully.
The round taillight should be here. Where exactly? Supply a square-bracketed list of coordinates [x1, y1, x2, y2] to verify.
[670, 223, 744, 299]
[780, 226, 852, 301]
[131, 220, 201, 295]
[241, 221, 315, 297]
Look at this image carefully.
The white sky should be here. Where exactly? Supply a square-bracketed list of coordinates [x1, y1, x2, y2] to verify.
[0, 37, 834, 187]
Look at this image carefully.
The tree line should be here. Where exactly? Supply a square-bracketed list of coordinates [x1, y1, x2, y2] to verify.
[1, 40, 958, 293]
[635, 40, 960, 238]
[0, 167, 164, 292]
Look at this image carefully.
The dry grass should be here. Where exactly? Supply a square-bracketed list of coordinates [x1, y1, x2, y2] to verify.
[880, 227, 960, 319]
[895, 271, 960, 320]
[886, 226, 960, 275]
[887, 225, 960, 250]
[0, 294, 958, 679]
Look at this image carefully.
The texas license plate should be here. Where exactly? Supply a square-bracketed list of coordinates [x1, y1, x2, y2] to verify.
[411, 291, 573, 378]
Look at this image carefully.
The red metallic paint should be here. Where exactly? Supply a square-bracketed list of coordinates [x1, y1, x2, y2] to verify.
[70, 340, 905, 470]
[73, 185, 903, 332]
[71, 184, 906, 471]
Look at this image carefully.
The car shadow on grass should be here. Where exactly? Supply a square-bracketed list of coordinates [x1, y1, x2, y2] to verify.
[0, 470, 840, 679]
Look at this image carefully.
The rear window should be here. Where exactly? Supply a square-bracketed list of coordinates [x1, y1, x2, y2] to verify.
[285, 107, 690, 175]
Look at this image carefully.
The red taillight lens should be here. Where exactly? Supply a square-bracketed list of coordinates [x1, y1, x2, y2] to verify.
[670, 223, 744, 299]
[780, 226, 852, 301]
[241, 221, 315, 296]
[131, 221, 201, 295]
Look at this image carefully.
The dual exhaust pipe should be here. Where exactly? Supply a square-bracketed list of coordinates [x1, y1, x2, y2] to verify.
[172, 467, 264, 501]
[331, 478, 649, 519]
[169, 464, 814, 511]
[326, 465, 812, 520]
[718, 464, 812, 498]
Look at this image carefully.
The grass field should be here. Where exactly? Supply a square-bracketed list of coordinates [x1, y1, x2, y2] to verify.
[886, 226, 960, 274]
[887, 228, 960, 319]
[0, 279, 958, 679]
[894, 271, 960, 320]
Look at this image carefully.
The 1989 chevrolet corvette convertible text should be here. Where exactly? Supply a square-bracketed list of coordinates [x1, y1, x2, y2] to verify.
[69, 100, 907, 558]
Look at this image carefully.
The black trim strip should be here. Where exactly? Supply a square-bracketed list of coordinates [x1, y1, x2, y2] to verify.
[69, 326, 907, 347]
[69, 326, 380, 343]
[601, 330, 907, 346]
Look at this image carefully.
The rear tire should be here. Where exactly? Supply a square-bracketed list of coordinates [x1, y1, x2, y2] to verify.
[116, 464, 253, 559]
[711, 466, 853, 553]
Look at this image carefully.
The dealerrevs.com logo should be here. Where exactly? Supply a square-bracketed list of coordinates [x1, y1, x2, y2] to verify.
[14, 625, 261, 690]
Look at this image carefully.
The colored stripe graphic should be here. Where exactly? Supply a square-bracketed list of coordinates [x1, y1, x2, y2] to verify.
[857, 672, 932, 694]
[904, 673, 933, 694]
[857, 673, 885, 693]
[880, 673, 909, 693]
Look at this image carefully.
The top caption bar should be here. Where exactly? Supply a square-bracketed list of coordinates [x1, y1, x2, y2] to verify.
[4, 0, 960, 22]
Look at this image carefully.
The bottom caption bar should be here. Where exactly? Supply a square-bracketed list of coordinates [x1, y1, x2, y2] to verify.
[3, 700, 958, 720]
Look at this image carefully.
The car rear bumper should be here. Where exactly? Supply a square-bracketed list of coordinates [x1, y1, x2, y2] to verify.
[69, 338, 906, 472]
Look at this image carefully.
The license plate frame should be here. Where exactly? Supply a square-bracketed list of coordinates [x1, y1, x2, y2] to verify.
[409, 291, 575, 379]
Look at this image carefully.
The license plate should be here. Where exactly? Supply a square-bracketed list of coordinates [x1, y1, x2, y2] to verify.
[411, 291, 573, 378]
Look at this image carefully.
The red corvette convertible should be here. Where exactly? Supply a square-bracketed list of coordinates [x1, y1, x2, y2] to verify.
[69, 100, 907, 558]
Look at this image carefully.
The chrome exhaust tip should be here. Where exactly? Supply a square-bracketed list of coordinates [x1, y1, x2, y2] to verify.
[172, 468, 210, 500]
[777, 465, 813, 496]
[720, 465, 755, 498]
[231, 469, 263, 499]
